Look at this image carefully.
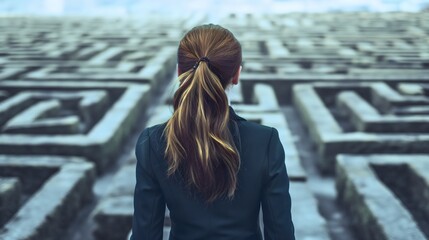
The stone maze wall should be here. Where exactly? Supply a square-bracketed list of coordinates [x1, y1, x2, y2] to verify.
[0, 12, 428, 240]
[0, 81, 150, 173]
[336, 154, 429, 240]
[292, 82, 429, 173]
[0, 155, 95, 240]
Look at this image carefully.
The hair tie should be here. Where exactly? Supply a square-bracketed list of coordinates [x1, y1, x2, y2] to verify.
[192, 56, 210, 70]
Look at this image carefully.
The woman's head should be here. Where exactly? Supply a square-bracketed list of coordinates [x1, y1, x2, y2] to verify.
[177, 23, 242, 88]
[163, 24, 242, 203]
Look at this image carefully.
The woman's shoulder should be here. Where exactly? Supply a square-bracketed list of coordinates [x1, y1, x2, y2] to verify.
[230, 108, 275, 136]
[237, 119, 275, 140]
[144, 121, 167, 135]
[135, 121, 168, 153]
[238, 119, 272, 130]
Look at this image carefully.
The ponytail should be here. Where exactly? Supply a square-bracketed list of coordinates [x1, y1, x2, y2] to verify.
[162, 24, 242, 203]
[163, 59, 240, 203]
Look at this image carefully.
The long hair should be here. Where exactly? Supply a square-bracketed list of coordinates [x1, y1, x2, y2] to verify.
[163, 24, 242, 203]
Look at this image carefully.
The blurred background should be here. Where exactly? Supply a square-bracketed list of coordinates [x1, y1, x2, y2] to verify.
[0, 1, 429, 240]
[1, 0, 429, 15]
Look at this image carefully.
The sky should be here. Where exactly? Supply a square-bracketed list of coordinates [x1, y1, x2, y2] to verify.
[0, 0, 428, 17]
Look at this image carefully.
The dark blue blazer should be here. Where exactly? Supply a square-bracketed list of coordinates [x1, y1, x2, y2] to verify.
[130, 106, 295, 240]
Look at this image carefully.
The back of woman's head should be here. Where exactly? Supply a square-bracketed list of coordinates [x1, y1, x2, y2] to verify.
[163, 23, 242, 203]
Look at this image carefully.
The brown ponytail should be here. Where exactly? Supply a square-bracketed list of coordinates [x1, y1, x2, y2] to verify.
[162, 24, 242, 203]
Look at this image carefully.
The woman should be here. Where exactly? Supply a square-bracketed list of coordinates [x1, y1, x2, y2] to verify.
[130, 23, 295, 240]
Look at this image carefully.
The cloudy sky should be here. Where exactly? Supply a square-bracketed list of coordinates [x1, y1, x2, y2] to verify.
[0, 0, 428, 16]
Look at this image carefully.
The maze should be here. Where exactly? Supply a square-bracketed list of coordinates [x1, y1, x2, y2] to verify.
[336, 154, 429, 240]
[219, 13, 429, 104]
[1, 12, 429, 240]
[0, 155, 95, 240]
[0, 81, 150, 173]
[292, 82, 429, 173]
[93, 104, 176, 240]
[0, 17, 179, 90]
[0, 16, 186, 240]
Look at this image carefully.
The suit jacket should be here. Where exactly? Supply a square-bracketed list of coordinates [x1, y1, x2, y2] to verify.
[130, 105, 295, 240]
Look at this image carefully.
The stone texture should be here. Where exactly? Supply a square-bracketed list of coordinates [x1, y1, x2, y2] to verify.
[0, 81, 150, 173]
[293, 82, 429, 173]
[336, 91, 429, 133]
[336, 154, 429, 240]
[289, 183, 331, 240]
[0, 155, 95, 240]
[0, 178, 21, 226]
[94, 196, 134, 240]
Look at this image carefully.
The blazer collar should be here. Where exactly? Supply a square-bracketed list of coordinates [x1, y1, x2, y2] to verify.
[228, 105, 244, 155]
[228, 105, 246, 121]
